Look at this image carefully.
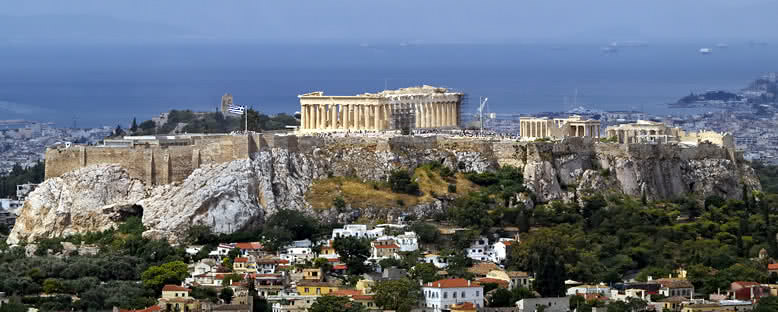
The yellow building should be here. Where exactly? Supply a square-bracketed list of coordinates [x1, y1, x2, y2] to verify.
[303, 268, 324, 281]
[296, 280, 340, 296]
[232, 256, 257, 274]
[159, 285, 200, 312]
[451, 302, 478, 312]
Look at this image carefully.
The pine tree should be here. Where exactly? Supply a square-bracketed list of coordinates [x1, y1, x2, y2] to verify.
[130, 118, 138, 132]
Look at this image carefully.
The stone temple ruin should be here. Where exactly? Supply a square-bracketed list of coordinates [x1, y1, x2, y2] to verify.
[298, 85, 462, 132]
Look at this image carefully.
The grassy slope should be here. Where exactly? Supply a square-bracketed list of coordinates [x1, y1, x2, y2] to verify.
[305, 167, 479, 214]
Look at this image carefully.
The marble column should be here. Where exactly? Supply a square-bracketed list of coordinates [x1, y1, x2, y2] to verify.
[415, 102, 421, 128]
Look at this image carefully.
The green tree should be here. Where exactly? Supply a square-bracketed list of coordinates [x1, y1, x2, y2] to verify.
[511, 228, 566, 297]
[389, 170, 419, 195]
[140, 261, 189, 292]
[754, 295, 778, 312]
[222, 273, 244, 287]
[130, 118, 138, 132]
[219, 287, 234, 304]
[309, 295, 365, 312]
[373, 278, 419, 312]
[488, 288, 514, 307]
[42, 278, 62, 294]
[333, 237, 372, 275]
[411, 263, 439, 283]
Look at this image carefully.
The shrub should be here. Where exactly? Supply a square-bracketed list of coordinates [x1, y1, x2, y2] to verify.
[389, 170, 419, 195]
[599, 168, 611, 177]
[448, 184, 457, 193]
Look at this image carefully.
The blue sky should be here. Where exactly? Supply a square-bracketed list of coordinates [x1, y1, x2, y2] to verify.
[1, 0, 777, 44]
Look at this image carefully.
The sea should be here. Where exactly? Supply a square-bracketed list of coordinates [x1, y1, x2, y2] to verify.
[0, 43, 775, 128]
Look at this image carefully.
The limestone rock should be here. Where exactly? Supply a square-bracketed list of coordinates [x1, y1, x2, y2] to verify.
[7, 164, 146, 244]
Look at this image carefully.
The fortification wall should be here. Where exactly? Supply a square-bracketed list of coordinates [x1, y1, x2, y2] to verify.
[45, 134, 745, 186]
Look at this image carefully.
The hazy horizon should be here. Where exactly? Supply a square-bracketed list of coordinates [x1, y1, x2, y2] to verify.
[2, 0, 778, 44]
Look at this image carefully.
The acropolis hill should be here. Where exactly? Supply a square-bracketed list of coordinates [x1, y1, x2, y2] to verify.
[11, 132, 759, 244]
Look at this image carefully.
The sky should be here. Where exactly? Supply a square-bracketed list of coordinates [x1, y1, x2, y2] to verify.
[1, 0, 777, 44]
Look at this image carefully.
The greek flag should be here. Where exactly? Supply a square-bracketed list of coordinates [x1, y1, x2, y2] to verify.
[228, 104, 246, 114]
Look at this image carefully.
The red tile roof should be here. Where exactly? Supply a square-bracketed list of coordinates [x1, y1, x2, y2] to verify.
[162, 285, 191, 292]
[769, 263, 778, 270]
[234, 257, 249, 263]
[501, 241, 514, 246]
[476, 277, 509, 288]
[374, 244, 399, 249]
[352, 294, 374, 301]
[119, 306, 162, 312]
[333, 264, 348, 270]
[327, 258, 341, 262]
[425, 278, 481, 288]
[333, 289, 363, 297]
[235, 242, 263, 250]
[733, 281, 761, 287]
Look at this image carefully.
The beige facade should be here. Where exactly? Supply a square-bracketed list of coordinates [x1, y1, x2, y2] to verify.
[606, 121, 735, 149]
[298, 85, 462, 132]
[520, 115, 601, 140]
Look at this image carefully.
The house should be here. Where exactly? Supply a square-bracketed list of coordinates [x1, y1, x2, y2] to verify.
[655, 278, 694, 298]
[516, 297, 570, 312]
[466, 237, 494, 262]
[357, 267, 409, 292]
[769, 263, 778, 275]
[730, 281, 769, 301]
[193, 259, 218, 276]
[451, 302, 478, 312]
[467, 262, 501, 278]
[280, 247, 313, 264]
[476, 270, 511, 289]
[267, 293, 317, 312]
[394, 232, 419, 252]
[159, 285, 200, 312]
[421, 278, 484, 312]
[257, 257, 288, 274]
[370, 239, 400, 260]
[235, 242, 263, 256]
[507, 271, 531, 290]
[255, 274, 285, 297]
[332, 224, 385, 240]
[200, 303, 251, 312]
[680, 300, 752, 312]
[318, 240, 339, 259]
[185, 245, 204, 256]
[210, 244, 235, 257]
[658, 296, 688, 312]
[302, 268, 324, 281]
[332, 289, 379, 311]
[491, 239, 515, 263]
[421, 254, 449, 269]
[233, 256, 257, 274]
[566, 284, 610, 297]
[295, 280, 341, 296]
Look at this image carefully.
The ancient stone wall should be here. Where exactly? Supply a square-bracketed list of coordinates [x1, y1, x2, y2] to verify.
[45, 134, 747, 187]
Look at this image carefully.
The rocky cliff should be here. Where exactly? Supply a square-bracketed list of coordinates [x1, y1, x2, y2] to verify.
[7, 136, 760, 244]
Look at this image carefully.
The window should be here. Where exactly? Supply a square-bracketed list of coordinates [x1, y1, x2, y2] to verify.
[305, 288, 309, 293]
[453, 292, 457, 298]
[476, 291, 480, 297]
[443, 292, 448, 299]
[462, 291, 466, 298]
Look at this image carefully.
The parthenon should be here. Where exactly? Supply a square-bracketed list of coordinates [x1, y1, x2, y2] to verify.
[298, 86, 462, 131]
[519, 115, 602, 140]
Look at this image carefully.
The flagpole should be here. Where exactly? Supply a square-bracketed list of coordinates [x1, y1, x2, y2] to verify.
[245, 107, 248, 133]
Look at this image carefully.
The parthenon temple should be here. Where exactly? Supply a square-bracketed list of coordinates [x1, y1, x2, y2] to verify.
[519, 115, 602, 140]
[605, 120, 735, 149]
[298, 86, 462, 131]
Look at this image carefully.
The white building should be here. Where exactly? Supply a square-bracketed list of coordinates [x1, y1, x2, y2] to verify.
[566, 285, 611, 297]
[490, 239, 515, 263]
[420, 254, 449, 269]
[421, 279, 484, 312]
[209, 243, 235, 257]
[466, 236, 495, 262]
[280, 247, 314, 264]
[394, 232, 419, 252]
[185, 245, 204, 256]
[331, 224, 385, 240]
[517, 297, 570, 312]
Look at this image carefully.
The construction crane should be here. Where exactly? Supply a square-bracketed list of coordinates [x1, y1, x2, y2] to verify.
[478, 97, 488, 133]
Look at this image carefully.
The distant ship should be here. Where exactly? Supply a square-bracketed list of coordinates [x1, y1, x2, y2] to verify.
[699, 48, 712, 55]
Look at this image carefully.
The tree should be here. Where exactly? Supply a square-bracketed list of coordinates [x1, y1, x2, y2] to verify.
[309, 295, 365, 312]
[221, 273, 244, 287]
[373, 279, 419, 312]
[333, 236, 372, 275]
[42, 278, 62, 294]
[140, 261, 189, 292]
[754, 295, 778, 312]
[449, 192, 494, 232]
[130, 118, 138, 132]
[510, 228, 566, 297]
[488, 288, 514, 307]
[410, 222, 440, 245]
[219, 287, 234, 304]
[114, 124, 125, 137]
[411, 263, 439, 283]
[389, 170, 419, 195]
